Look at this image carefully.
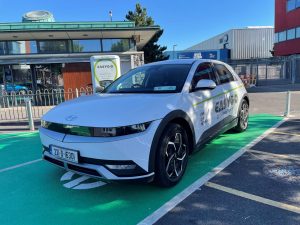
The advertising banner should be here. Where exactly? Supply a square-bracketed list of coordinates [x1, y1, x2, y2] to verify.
[90, 55, 121, 92]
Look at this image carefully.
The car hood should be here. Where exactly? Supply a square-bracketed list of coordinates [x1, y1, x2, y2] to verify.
[42, 93, 181, 127]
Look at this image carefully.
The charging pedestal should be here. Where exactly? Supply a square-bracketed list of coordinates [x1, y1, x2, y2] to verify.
[90, 55, 121, 93]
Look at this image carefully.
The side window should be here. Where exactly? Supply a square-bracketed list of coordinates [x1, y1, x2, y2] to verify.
[214, 64, 235, 84]
[191, 63, 217, 89]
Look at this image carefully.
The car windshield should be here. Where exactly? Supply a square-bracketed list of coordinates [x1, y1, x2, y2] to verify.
[102, 64, 192, 94]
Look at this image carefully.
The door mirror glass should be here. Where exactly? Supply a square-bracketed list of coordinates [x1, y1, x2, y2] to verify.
[194, 79, 216, 91]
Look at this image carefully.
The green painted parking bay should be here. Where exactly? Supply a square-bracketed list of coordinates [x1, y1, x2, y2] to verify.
[0, 114, 282, 225]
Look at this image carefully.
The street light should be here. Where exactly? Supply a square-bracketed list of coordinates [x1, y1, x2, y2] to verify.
[109, 10, 112, 22]
[173, 44, 177, 59]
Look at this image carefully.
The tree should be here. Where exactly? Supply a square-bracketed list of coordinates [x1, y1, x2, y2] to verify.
[126, 3, 169, 63]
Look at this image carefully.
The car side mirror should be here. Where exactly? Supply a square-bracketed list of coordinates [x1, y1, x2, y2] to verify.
[194, 79, 217, 91]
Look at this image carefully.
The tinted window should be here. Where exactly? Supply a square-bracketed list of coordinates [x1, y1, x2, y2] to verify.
[287, 0, 296, 11]
[287, 28, 296, 40]
[214, 64, 235, 84]
[191, 63, 217, 89]
[38, 40, 68, 53]
[102, 39, 131, 52]
[279, 31, 287, 42]
[72, 40, 101, 52]
[103, 64, 191, 94]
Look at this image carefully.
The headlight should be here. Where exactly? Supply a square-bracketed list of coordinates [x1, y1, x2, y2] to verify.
[41, 120, 151, 137]
[93, 122, 151, 137]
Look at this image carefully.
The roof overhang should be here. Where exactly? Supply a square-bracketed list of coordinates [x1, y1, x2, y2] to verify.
[0, 22, 160, 50]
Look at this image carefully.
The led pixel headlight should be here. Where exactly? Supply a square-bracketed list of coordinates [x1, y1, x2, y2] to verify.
[41, 120, 151, 137]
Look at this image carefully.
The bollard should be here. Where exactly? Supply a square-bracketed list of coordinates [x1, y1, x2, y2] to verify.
[75, 88, 79, 98]
[284, 91, 291, 117]
[25, 98, 35, 131]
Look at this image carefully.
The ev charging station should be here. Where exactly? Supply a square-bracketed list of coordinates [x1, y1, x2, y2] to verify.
[90, 55, 121, 92]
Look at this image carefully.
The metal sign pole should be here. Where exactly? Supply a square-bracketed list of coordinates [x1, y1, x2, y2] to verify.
[25, 98, 35, 131]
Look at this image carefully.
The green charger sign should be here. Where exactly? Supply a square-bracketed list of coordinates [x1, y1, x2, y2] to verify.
[90, 55, 121, 90]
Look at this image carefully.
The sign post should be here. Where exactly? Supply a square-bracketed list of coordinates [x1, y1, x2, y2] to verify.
[90, 55, 121, 93]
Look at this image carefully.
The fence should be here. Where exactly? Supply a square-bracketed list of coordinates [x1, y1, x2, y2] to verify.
[230, 57, 293, 86]
[0, 87, 93, 122]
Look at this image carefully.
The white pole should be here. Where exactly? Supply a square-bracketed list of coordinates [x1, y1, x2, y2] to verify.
[284, 91, 291, 117]
[25, 98, 35, 131]
[75, 88, 79, 98]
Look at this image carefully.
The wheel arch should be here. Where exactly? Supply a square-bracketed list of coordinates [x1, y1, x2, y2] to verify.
[148, 110, 196, 173]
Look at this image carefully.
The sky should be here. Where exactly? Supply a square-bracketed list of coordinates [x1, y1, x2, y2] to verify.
[0, 0, 275, 51]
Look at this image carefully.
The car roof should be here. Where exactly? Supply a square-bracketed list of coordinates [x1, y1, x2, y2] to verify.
[143, 59, 225, 67]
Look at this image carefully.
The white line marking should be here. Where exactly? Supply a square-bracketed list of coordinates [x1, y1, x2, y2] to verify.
[206, 182, 300, 214]
[63, 175, 90, 189]
[138, 118, 287, 225]
[60, 171, 75, 181]
[0, 159, 42, 173]
[73, 181, 106, 190]
[248, 149, 300, 161]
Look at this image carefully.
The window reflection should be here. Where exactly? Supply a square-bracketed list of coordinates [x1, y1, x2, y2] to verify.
[72, 39, 101, 52]
[102, 39, 131, 52]
[38, 40, 68, 53]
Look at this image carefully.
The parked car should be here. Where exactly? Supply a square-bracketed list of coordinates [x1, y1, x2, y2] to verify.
[5, 83, 28, 94]
[39, 59, 249, 187]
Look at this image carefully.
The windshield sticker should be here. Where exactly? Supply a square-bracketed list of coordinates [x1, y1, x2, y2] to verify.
[154, 86, 176, 91]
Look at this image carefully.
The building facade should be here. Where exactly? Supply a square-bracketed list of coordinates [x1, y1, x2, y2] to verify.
[0, 11, 159, 92]
[274, 0, 300, 56]
[186, 27, 274, 61]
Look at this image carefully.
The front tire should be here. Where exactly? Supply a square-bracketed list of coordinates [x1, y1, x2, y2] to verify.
[234, 99, 249, 132]
[155, 123, 189, 187]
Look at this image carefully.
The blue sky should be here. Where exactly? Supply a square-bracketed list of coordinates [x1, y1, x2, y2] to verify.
[0, 0, 274, 50]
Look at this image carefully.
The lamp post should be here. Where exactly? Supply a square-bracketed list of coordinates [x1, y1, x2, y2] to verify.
[109, 10, 112, 22]
[173, 44, 177, 59]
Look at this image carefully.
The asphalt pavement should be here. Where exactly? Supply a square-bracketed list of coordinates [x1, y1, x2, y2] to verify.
[156, 118, 300, 225]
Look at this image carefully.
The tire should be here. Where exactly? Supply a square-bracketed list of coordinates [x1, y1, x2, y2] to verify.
[234, 99, 249, 132]
[154, 123, 190, 187]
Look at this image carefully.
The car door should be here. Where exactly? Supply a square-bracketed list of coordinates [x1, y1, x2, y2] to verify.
[188, 62, 224, 144]
[212, 63, 241, 126]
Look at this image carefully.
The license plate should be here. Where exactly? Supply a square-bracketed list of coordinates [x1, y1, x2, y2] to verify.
[50, 146, 79, 163]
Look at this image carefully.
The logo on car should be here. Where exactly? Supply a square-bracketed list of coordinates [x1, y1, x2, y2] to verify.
[65, 115, 78, 121]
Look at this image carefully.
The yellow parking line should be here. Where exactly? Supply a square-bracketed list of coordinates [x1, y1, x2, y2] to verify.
[272, 131, 300, 137]
[205, 182, 300, 214]
[248, 149, 300, 161]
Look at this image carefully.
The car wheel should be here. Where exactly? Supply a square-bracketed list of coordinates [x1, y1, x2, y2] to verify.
[234, 99, 249, 132]
[155, 123, 189, 187]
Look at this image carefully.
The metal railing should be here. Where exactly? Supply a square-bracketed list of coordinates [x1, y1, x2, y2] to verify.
[0, 87, 93, 122]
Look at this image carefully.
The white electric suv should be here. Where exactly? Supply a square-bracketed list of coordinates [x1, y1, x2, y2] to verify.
[39, 59, 249, 187]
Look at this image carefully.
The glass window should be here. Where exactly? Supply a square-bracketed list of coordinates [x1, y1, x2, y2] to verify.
[38, 40, 68, 54]
[191, 63, 218, 90]
[274, 33, 279, 43]
[7, 41, 37, 54]
[296, 0, 300, 7]
[296, 27, 300, 38]
[72, 39, 101, 52]
[287, 0, 296, 11]
[214, 64, 235, 84]
[0, 42, 7, 55]
[103, 64, 192, 94]
[287, 28, 296, 40]
[102, 39, 130, 52]
[278, 31, 287, 42]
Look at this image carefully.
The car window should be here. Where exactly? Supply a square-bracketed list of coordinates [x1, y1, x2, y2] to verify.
[103, 64, 192, 94]
[214, 64, 235, 84]
[191, 63, 218, 90]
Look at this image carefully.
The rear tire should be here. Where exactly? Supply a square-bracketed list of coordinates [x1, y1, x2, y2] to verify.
[154, 123, 189, 187]
[234, 99, 249, 132]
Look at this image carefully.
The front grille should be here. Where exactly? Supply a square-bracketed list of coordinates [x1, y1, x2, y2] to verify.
[67, 164, 101, 177]
[44, 155, 64, 167]
[42, 122, 93, 137]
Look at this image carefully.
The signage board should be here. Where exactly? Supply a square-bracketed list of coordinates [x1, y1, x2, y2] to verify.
[90, 55, 121, 92]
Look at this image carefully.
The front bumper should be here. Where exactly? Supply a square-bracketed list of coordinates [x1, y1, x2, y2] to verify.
[39, 120, 161, 181]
